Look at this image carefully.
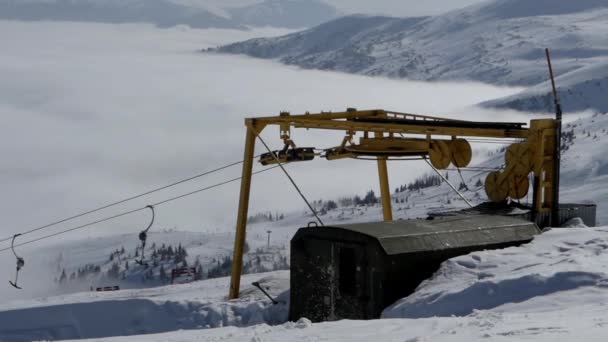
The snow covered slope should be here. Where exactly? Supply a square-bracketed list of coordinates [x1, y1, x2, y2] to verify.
[4, 227, 608, 341]
[0, 111, 605, 340]
[0, 272, 290, 341]
[0, 0, 340, 29]
[217, 0, 608, 86]
[229, 0, 340, 29]
[484, 61, 608, 113]
[216, 0, 608, 111]
[4, 109, 606, 304]
[383, 226, 608, 318]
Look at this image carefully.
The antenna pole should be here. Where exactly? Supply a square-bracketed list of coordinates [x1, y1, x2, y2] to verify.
[545, 48, 562, 227]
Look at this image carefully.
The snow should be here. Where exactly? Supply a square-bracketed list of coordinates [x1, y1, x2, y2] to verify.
[217, 0, 608, 111]
[485, 61, 608, 113]
[0, 272, 289, 341]
[218, 0, 608, 85]
[0, 1, 606, 339]
[383, 227, 608, 318]
[3, 227, 607, 341]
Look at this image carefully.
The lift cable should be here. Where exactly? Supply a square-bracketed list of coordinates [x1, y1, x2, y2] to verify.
[424, 157, 474, 208]
[251, 129, 324, 226]
[0, 158, 262, 245]
[0, 166, 279, 254]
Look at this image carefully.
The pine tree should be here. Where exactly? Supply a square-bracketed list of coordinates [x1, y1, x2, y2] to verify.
[159, 264, 167, 283]
[59, 269, 67, 283]
[195, 265, 203, 280]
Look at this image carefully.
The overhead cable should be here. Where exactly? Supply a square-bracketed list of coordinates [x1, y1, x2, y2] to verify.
[0, 166, 279, 253]
[0, 158, 258, 244]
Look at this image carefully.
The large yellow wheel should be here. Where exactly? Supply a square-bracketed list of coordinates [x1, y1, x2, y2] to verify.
[505, 143, 530, 177]
[508, 175, 529, 200]
[450, 138, 472, 168]
[485, 171, 508, 202]
[429, 140, 451, 169]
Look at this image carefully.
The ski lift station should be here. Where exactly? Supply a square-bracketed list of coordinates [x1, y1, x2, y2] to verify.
[227, 57, 598, 322]
[289, 203, 595, 321]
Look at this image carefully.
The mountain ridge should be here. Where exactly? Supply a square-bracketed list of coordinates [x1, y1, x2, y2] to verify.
[0, 0, 340, 29]
[216, 0, 608, 111]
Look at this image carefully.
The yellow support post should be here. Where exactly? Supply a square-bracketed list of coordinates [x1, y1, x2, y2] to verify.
[229, 123, 256, 299]
[377, 156, 393, 222]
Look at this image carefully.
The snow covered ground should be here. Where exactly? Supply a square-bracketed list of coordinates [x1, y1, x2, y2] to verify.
[3, 227, 608, 341]
[0, 272, 290, 341]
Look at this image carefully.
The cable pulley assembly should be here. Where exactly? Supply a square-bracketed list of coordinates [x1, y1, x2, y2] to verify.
[136, 205, 155, 266]
[9, 234, 25, 289]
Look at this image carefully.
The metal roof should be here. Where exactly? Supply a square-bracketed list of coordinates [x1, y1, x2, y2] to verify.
[323, 215, 540, 255]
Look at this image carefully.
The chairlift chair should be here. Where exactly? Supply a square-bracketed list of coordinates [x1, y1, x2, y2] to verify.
[136, 205, 155, 266]
[9, 234, 25, 289]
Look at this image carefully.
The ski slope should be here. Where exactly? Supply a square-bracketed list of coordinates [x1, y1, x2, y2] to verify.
[0, 112, 605, 340]
[2, 227, 608, 341]
[4, 109, 605, 304]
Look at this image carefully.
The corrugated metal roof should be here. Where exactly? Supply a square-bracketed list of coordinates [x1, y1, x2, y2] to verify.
[324, 215, 540, 255]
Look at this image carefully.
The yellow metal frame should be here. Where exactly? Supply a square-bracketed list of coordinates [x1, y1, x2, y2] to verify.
[228, 109, 557, 299]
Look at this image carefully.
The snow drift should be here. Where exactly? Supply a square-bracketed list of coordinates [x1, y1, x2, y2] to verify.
[383, 227, 608, 318]
[0, 272, 289, 341]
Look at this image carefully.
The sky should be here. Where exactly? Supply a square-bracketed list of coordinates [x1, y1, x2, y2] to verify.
[323, 0, 489, 16]
[186, 0, 490, 17]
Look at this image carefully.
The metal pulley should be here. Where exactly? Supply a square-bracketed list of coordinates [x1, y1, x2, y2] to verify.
[485, 171, 508, 202]
[259, 147, 316, 165]
[429, 140, 451, 169]
[505, 143, 531, 177]
[450, 138, 472, 168]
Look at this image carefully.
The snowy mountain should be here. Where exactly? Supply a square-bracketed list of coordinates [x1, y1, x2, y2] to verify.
[216, 0, 608, 111]
[217, 0, 608, 85]
[0, 0, 340, 29]
[484, 61, 608, 113]
[229, 0, 340, 29]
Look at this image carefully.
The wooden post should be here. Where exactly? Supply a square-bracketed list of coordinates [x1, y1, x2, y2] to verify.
[377, 156, 393, 222]
[229, 124, 256, 299]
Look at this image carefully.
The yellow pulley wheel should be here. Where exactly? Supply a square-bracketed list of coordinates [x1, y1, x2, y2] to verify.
[508, 175, 529, 200]
[505, 143, 530, 177]
[450, 138, 472, 168]
[429, 140, 451, 169]
[485, 171, 508, 202]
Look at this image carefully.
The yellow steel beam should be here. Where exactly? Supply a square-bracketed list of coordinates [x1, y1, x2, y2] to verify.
[377, 156, 393, 222]
[247, 116, 528, 139]
[253, 109, 384, 122]
[287, 119, 528, 139]
[375, 132, 393, 222]
[229, 124, 257, 299]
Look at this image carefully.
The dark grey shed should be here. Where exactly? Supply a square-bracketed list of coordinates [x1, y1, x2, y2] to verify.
[289, 214, 541, 322]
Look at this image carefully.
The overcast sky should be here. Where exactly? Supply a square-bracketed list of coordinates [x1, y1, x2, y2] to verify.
[194, 0, 490, 17]
[324, 0, 489, 16]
